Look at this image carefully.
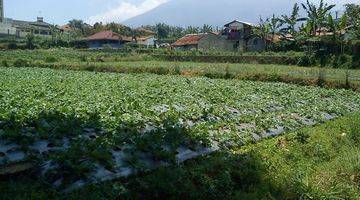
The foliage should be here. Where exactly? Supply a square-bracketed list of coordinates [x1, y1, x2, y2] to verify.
[25, 34, 35, 50]
[301, 0, 336, 36]
[345, 4, 360, 40]
[278, 3, 307, 36]
[1, 110, 360, 199]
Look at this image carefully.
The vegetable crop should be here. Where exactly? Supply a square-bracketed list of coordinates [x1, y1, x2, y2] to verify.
[0, 67, 359, 190]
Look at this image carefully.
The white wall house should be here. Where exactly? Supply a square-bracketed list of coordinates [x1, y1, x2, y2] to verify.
[135, 36, 156, 47]
[0, 0, 53, 37]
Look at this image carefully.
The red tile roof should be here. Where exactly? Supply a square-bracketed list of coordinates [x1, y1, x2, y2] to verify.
[173, 33, 208, 46]
[84, 30, 132, 41]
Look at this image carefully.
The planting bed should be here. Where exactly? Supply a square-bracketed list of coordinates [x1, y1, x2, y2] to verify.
[0, 67, 359, 191]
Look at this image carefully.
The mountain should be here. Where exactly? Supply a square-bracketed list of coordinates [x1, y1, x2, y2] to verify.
[123, 0, 353, 28]
[123, 0, 299, 27]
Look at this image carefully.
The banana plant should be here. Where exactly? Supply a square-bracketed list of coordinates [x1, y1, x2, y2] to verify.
[327, 14, 348, 53]
[279, 3, 307, 37]
[253, 17, 271, 51]
[301, 0, 336, 36]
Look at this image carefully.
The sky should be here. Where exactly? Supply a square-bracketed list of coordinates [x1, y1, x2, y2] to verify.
[3, 0, 359, 25]
[4, 0, 169, 25]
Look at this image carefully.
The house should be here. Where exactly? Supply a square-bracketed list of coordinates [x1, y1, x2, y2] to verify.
[221, 20, 265, 51]
[60, 24, 73, 33]
[173, 33, 208, 50]
[83, 30, 132, 49]
[133, 35, 156, 47]
[0, 0, 53, 37]
[0, 17, 53, 38]
[172, 20, 265, 52]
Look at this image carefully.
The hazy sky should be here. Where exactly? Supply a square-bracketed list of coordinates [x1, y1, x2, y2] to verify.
[3, 0, 359, 25]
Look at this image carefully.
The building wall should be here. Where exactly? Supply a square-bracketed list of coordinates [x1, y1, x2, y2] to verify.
[246, 37, 265, 52]
[0, 19, 16, 35]
[0, 0, 3, 22]
[198, 34, 235, 52]
[87, 40, 126, 49]
[137, 37, 156, 47]
[198, 34, 265, 52]
[174, 44, 198, 51]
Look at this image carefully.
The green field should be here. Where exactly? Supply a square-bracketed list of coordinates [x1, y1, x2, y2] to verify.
[0, 66, 360, 195]
[1, 49, 359, 89]
[1, 49, 360, 199]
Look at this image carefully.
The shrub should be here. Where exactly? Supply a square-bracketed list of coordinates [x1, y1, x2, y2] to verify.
[352, 54, 360, 69]
[1, 60, 9, 67]
[7, 42, 18, 50]
[45, 56, 57, 63]
[13, 58, 30, 68]
[297, 54, 316, 67]
[333, 54, 352, 68]
[349, 117, 360, 144]
[79, 55, 87, 62]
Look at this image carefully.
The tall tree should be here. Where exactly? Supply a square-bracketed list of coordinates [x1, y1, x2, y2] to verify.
[254, 17, 271, 51]
[344, 4, 360, 40]
[155, 23, 171, 38]
[269, 15, 281, 41]
[68, 19, 86, 35]
[201, 24, 213, 33]
[327, 14, 348, 53]
[185, 26, 200, 34]
[301, 0, 336, 36]
[279, 3, 307, 36]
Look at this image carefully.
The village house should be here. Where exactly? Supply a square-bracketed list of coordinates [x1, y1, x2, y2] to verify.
[83, 30, 132, 49]
[133, 35, 156, 47]
[0, 0, 53, 37]
[173, 20, 265, 52]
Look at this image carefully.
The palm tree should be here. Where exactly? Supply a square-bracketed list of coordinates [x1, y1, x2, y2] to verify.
[279, 3, 307, 36]
[201, 24, 213, 33]
[301, 0, 336, 36]
[68, 19, 86, 36]
[185, 26, 200, 34]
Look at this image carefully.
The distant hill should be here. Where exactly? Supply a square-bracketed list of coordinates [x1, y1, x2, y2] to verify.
[123, 0, 298, 27]
[123, 0, 354, 28]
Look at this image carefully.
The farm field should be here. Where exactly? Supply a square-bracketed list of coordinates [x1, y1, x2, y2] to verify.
[0, 66, 360, 194]
[1, 49, 360, 89]
[1, 108, 360, 199]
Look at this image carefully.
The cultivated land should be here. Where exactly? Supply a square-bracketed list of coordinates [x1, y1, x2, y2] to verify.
[1, 49, 359, 89]
[0, 49, 360, 199]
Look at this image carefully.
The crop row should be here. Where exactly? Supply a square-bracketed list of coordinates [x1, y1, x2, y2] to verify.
[0, 67, 359, 190]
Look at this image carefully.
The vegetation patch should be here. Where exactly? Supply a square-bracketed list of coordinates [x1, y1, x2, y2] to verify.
[0, 67, 359, 192]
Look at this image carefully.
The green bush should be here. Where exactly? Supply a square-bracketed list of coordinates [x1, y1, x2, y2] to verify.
[297, 54, 316, 66]
[1, 60, 10, 67]
[7, 42, 18, 50]
[13, 58, 30, 68]
[45, 56, 58, 63]
[352, 54, 360, 69]
[333, 54, 352, 68]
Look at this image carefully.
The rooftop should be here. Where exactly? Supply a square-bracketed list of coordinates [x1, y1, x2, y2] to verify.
[172, 33, 208, 46]
[224, 20, 253, 27]
[83, 30, 132, 41]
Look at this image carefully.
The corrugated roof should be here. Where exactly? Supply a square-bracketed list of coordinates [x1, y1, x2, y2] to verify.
[172, 33, 207, 46]
[84, 30, 132, 41]
[224, 20, 253, 27]
[136, 35, 155, 41]
[12, 20, 51, 31]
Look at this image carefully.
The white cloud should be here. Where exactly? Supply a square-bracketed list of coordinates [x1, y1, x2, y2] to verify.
[88, 0, 169, 25]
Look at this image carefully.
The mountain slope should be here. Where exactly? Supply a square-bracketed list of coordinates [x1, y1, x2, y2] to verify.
[123, 0, 355, 27]
[123, 0, 298, 27]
